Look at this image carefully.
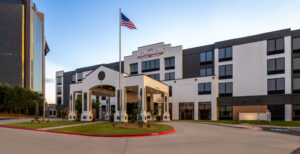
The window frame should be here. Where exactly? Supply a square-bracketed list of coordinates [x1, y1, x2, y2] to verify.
[142, 59, 160, 72]
[165, 72, 175, 81]
[200, 67, 213, 77]
[198, 82, 211, 95]
[200, 51, 213, 65]
[219, 82, 233, 97]
[165, 57, 175, 70]
[267, 58, 285, 75]
[267, 37, 285, 55]
[267, 78, 285, 94]
[219, 47, 232, 62]
[219, 64, 233, 79]
[130, 63, 138, 75]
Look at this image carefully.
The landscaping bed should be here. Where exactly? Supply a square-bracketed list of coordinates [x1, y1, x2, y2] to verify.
[51, 122, 174, 135]
[2, 121, 84, 129]
[180, 120, 300, 127]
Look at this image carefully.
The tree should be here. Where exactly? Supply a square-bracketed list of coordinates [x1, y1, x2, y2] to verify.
[75, 96, 82, 117]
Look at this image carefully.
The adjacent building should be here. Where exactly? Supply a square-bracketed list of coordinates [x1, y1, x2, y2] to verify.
[56, 28, 300, 121]
[0, 0, 49, 95]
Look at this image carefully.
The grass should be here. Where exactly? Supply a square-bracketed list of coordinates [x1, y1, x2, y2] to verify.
[3, 121, 84, 129]
[0, 113, 34, 118]
[179, 120, 300, 127]
[52, 123, 174, 135]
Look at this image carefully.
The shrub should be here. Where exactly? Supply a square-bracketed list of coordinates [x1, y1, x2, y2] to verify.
[147, 123, 150, 128]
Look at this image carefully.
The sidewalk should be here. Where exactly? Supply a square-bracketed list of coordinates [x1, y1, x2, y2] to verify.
[38, 121, 104, 130]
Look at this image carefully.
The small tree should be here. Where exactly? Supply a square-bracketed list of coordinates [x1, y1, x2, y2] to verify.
[75, 96, 82, 117]
[136, 100, 144, 127]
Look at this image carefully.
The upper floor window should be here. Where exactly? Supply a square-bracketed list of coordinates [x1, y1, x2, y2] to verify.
[165, 57, 175, 70]
[293, 58, 300, 73]
[57, 97, 62, 105]
[77, 72, 83, 81]
[142, 59, 160, 72]
[293, 37, 300, 53]
[169, 86, 172, 97]
[219, 47, 232, 62]
[56, 76, 62, 85]
[198, 82, 211, 95]
[219, 64, 232, 79]
[268, 78, 285, 94]
[200, 51, 213, 64]
[130, 63, 138, 74]
[72, 74, 76, 83]
[165, 72, 175, 81]
[200, 67, 213, 77]
[267, 58, 285, 75]
[267, 38, 284, 55]
[148, 73, 160, 80]
[219, 82, 232, 97]
[57, 87, 62, 95]
[293, 78, 300, 93]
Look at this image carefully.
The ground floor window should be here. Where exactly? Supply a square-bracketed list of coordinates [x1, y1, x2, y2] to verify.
[219, 106, 232, 120]
[293, 104, 300, 120]
[198, 102, 211, 120]
[111, 105, 115, 113]
[179, 102, 194, 120]
[268, 105, 284, 121]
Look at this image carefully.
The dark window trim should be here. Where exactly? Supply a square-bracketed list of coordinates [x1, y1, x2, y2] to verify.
[268, 70, 285, 75]
[294, 49, 300, 53]
[267, 38, 285, 55]
[130, 63, 138, 75]
[219, 47, 232, 62]
[294, 69, 300, 73]
[165, 57, 175, 70]
[219, 82, 233, 97]
[267, 78, 285, 95]
[219, 64, 233, 79]
[293, 90, 300, 94]
[219, 75, 233, 79]
[219, 93, 233, 97]
[198, 83, 211, 95]
[200, 51, 213, 65]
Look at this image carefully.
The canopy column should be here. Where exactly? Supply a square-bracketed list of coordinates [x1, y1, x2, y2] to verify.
[163, 93, 170, 121]
[81, 90, 93, 121]
[68, 92, 76, 121]
[138, 86, 147, 123]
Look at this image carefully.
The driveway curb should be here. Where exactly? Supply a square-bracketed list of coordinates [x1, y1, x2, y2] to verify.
[0, 124, 176, 137]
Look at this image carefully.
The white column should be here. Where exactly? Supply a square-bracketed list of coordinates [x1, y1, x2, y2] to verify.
[81, 91, 93, 121]
[68, 92, 76, 121]
[211, 98, 217, 121]
[194, 102, 198, 120]
[285, 104, 292, 121]
[105, 97, 110, 120]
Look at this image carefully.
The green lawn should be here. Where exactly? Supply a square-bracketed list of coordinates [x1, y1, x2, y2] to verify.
[179, 120, 300, 127]
[52, 123, 174, 135]
[3, 121, 84, 129]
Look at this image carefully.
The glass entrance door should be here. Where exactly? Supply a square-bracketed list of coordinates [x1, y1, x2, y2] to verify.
[179, 102, 194, 120]
[198, 102, 211, 120]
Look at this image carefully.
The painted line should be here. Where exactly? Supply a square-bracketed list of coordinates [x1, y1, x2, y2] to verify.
[0, 125, 176, 137]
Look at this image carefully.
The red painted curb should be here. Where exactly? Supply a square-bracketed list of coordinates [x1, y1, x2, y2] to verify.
[0, 125, 176, 137]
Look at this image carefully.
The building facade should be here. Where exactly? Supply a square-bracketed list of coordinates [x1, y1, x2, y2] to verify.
[0, 0, 49, 95]
[56, 28, 300, 121]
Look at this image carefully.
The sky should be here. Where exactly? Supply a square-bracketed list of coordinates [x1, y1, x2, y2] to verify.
[33, 0, 300, 104]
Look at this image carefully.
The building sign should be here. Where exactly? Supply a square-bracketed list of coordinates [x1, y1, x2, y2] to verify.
[136, 48, 164, 59]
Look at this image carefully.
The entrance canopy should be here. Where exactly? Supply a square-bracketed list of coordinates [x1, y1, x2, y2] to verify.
[68, 65, 170, 122]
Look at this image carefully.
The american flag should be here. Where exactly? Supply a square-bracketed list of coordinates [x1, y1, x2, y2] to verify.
[121, 13, 136, 30]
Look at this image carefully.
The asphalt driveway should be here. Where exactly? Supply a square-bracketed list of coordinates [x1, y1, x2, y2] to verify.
[0, 121, 299, 154]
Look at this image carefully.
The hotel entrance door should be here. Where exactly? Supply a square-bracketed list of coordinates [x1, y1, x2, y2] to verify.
[127, 103, 137, 122]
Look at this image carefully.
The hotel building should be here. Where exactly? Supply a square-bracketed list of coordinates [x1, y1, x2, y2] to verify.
[56, 28, 300, 121]
[0, 0, 49, 95]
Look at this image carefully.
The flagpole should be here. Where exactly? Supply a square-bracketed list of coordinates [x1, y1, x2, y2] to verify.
[119, 8, 122, 123]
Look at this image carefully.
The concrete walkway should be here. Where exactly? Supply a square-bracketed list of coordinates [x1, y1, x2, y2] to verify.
[38, 121, 104, 130]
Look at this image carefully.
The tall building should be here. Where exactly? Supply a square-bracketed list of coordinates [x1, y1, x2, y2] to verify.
[0, 0, 49, 95]
[56, 28, 300, 121]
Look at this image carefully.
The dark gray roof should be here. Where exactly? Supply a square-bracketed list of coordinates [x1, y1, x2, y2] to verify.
[291, 29, 300, 37]
[183, 44, 214, 55]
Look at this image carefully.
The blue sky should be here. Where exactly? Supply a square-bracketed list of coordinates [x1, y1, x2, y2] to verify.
[34, 0, 300, 104]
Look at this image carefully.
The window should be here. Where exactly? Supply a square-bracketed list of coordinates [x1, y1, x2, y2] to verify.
[72, 74, 76, 83]
[169, 86, 172, 97]
[267, 58, 285, 75]
[57, 97, 62, 105]
[77, 72, 83, 81]
[179, 102, 194, 120]
[198, 83, 211, 95]
[148, 73, 160, 80]
[219, 47, 232, 62]
[268, 78, 285, 94]
[219, 64, 232, 79]
[200, 51, 213, 64]
[57, 87, 62, 95]
[198, 102, 211, 120]
[267, 38, 284, 55]
[56, 77, 62, 85]
[219, 106, 233, 120]
[101, 96, 106, 100]
[219, 82, 233, 97]
[293, 58, 300, 73]
[130, 63, 138, 74]
[165, 57, 175, 70]
[96, 96, 99, 103]
[165, 72, 175, 80]
[200, 67, 213, 77]
[142, 59, 160, 72]
[293, 78, 300, 93]
[293, 37, 300, 53]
